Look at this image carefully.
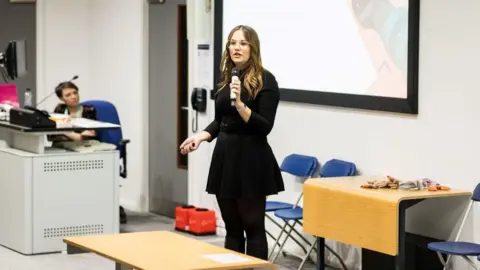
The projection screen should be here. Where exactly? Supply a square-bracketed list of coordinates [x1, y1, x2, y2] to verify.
[213, 0, 420, 114]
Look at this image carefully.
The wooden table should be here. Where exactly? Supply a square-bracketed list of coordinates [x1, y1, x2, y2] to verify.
[64, 231, 278, 270]
[303, 176, 472, 270]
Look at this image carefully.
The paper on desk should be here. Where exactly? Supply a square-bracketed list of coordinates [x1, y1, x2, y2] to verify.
[202, 253, 251, 264]
[71, 118, 118, 128]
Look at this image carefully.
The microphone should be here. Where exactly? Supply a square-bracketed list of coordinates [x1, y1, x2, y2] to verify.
[35, 75, 79, 108]
[230, 67, 239, 106]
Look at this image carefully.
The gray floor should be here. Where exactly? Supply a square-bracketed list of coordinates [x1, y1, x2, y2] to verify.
[0, 211, 330, 270]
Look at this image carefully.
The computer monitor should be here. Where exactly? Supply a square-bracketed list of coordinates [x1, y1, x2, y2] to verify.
[0, 39, 28, 82]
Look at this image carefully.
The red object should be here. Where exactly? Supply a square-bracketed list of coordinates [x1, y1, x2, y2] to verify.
[175, 205, 196, 232]
[188, 208, 216, 235]
[0, 84, 19, 107]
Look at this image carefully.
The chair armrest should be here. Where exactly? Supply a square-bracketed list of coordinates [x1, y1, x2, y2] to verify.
[119, 138, 130, 178]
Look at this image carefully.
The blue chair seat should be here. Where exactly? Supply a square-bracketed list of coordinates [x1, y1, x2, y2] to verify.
[266, 201, 293, 212]
[428, 241, 480, 256]
[274, 207, 303, 220]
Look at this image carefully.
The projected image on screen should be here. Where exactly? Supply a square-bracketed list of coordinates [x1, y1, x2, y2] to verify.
[222, 0, 409, 99]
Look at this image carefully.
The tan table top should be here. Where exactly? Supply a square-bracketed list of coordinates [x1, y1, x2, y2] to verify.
[303, 176, 471, 255]
[64, 231, 277, 270]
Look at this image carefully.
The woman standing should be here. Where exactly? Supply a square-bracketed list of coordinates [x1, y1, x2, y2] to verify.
[180, 25, 284, 260]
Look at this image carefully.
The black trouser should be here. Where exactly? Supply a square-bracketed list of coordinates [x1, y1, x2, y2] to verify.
[216, 196, 268, 260]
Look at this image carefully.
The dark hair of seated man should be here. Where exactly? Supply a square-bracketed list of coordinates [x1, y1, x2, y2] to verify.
[49, 81, 98, 142]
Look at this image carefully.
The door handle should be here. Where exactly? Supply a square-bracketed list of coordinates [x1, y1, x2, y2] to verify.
[181, 106, 188, 111]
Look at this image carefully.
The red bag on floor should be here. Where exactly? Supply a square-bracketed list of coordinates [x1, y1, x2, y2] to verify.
[188, 208, 216, 236]
[174, 205, 196, 232]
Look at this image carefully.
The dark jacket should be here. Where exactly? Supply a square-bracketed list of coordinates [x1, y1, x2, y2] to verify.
[49, 103, 98, 142]
[53, 103, 97, 120]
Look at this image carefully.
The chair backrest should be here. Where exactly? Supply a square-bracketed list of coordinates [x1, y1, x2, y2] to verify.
[450, 183, 480, 242]
[81, 100, 124, 150]
[472, 183, 480, 202]
[280, 154, 319, 178]
[320, 159, 356, 177]
[280, 154, 319, 207]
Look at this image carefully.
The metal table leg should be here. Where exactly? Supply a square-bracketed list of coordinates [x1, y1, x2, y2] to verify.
[115, 263, 130, 270]
[67, 244, 130, 270]
[66, 244, 88, 255]
[395, 199, 423, 270]
[316, 237, 325, 270]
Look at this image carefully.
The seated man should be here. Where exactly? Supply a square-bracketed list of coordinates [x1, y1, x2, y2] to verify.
[50, 80, 97, 142]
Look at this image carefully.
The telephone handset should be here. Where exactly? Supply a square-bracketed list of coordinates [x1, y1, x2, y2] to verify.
[191, 88, 207, 112]
[190, 88, 207, 133]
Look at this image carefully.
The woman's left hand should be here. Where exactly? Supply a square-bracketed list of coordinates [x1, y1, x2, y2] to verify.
[230, 77, 242, 106]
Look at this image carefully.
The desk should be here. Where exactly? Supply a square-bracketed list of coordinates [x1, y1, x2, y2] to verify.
[303, 176, 472, 270]
[0, 118, 121, 254]
[0, 118, 119, 154]
[64, 231, 278, 270]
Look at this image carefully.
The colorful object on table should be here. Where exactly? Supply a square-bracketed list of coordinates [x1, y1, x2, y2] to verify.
[0, 84, 19, 107]
[360, 175, 399, 189]
[360, 176, 451, 191]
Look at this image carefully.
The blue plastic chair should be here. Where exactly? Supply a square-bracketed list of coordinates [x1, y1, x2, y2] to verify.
[82, 100, 130, 224]
[265, 154, 319, 260]
[319, 159, 357, 178]
[266, 154, 318, 211]
[427, 183, 480, 270]
[266, 154, 318, 212]
[270, 159, 356, 270]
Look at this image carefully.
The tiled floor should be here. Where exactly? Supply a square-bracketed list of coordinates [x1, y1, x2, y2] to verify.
[0, 211, 330, 270]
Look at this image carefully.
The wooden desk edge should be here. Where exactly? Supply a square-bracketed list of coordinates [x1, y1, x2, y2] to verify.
[63, 238, 279, 270]
[394, 190, 472, 205]
[209, 262, 279, 270]
[63, 239, 139, 270]
[304, 179, 472, 204]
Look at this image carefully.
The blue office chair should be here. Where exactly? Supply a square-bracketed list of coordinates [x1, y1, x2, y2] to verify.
[82, 100, 130, 224]
[427, 183, 480, 270]
[270, 158, 356, 270]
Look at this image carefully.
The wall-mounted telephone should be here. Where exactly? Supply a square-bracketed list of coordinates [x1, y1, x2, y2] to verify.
[191, 88, 207, 112]
[191, 87, 207, 132]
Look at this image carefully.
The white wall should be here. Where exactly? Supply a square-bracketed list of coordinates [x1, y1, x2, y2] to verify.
[186, 0, 221, 229]
[188, 0, 480, 268]
[36, 0, 480, 267]
[36, 0, 149, 211]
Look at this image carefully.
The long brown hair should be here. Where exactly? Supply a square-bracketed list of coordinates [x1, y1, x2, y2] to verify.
[217, 25, 264, 98]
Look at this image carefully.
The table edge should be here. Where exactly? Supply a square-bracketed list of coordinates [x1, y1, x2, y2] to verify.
[63, 239, 140, 270]
[63, 238, 278, 270]
[305, 179, 472, 204]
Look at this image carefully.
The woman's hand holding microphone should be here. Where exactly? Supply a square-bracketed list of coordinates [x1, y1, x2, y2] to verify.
[230, 76, 244, 109]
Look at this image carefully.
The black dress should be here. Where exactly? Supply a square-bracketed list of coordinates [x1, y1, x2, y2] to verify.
[203, 69, 285, 199]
